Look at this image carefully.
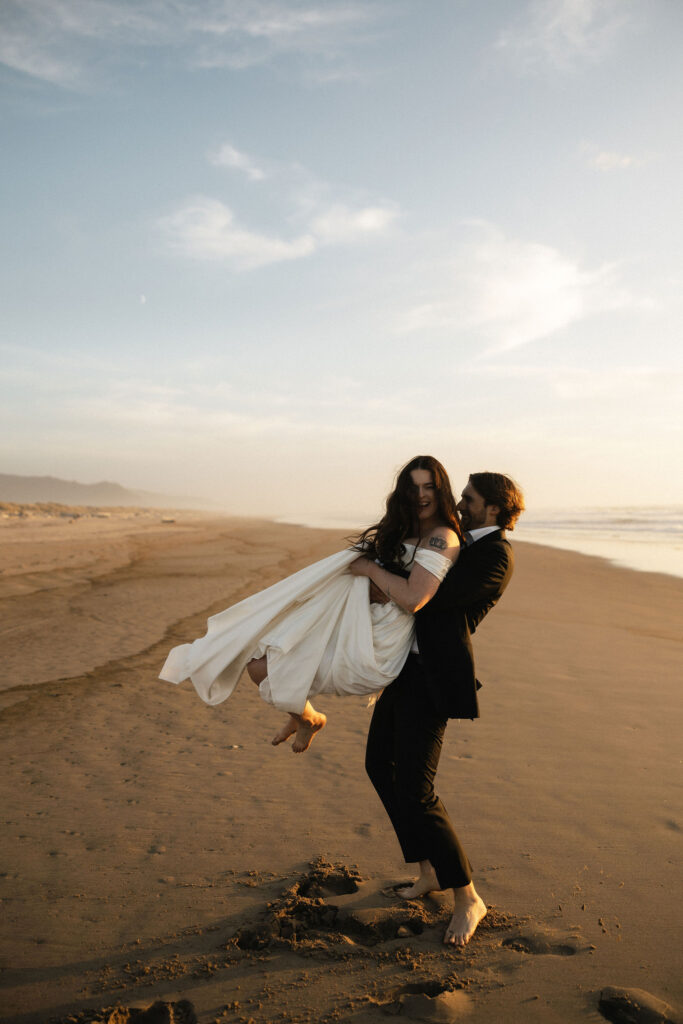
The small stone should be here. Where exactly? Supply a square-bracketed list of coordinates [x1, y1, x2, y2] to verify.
[598, 986, 682, 1024]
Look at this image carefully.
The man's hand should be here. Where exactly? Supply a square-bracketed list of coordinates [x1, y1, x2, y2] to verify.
[350, 556, 371, 577]
[369, 581, 390, 605]
[351, 556, 389, 603]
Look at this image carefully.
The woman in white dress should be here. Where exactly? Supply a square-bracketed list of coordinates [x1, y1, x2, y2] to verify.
[159, 456, 463, 752]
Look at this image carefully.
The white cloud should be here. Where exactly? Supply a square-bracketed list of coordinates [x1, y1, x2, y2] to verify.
[210, 143, 267, 181]
[0, 0, 380, 85]
[589, 151, 636, 171]
[310, 203, 398, 244]
[461, 361, 680, 402]
[0, 347, 429, 446]
[496, 0, 632, 72]
[580, 141, 646, 171]
[0, 0, 165, 85]
[159, 196, 316, 269]
[190, 2, 372, 63]
[160, 194, 398, 268]
[0, 27, 78, 86]
[397, 224, 643, 353]
[160, 144, 399, 268]
[547, 365, 672, 400]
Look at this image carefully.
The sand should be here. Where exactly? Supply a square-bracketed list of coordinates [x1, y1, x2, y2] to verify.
[0, 506, 681, 1024]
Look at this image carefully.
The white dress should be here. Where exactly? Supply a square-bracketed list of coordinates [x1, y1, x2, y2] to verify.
[159, 544, 453, 715]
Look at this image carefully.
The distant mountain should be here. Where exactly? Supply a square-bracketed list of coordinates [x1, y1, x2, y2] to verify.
[0, 473, 216, 510]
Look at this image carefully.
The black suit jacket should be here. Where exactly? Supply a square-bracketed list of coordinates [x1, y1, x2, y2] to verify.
[414, 530, 514, 720]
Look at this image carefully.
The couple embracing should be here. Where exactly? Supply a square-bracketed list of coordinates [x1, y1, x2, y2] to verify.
[161, 456, 524, 947]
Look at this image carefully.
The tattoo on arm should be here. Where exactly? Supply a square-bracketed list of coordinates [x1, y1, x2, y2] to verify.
[429, 536, 447, 550]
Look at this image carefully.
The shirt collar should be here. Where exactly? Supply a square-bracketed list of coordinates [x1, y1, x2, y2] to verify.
[466, 525, 500, 545]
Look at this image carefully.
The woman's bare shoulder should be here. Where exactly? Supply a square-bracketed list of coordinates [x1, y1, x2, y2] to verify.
[419, 525, 460, 553]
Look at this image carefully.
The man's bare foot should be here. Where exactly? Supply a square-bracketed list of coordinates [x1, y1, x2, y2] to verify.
[443, 883, 487, 947]
[272, 715, 298, 747]
[292, 710, 327, 753]
[397, 861, 440, 899]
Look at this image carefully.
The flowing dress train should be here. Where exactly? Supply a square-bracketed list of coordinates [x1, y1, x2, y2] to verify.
[159, 544, 452, 715]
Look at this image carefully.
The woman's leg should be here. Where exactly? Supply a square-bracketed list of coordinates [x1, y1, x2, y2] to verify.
[273, 700, 327, 752]
[247, 656, 326, 752]
[247, 656, 296, 743]
[246, 656, 267, 684]
[290, 701, 327, 753]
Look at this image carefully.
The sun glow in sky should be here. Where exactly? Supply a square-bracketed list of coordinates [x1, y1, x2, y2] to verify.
[1, 0, 681, 521]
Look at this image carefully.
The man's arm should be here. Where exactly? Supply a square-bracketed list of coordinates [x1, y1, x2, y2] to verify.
[441, 542, 512, 610]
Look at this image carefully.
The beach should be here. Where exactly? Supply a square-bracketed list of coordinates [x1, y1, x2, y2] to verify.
[1, 508, 681, 1024]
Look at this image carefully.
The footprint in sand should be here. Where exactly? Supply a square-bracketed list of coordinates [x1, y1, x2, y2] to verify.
[502, 925, 587, 956]
[50, 998, 197, 1024]
[399, 986, 472, 1022]
[338, 905, 427, 943]
[234, 857, 525, 957]
[295, 858, 362, 898]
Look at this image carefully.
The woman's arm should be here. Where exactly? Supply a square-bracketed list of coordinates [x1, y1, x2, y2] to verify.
[350, 527, 460, 614]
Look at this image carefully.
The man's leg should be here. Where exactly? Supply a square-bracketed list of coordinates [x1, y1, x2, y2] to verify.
[366, 656, 486, 946]
[365, 673, 408, 850]
[390, 666, 472, 890]
[366, 657, 471, 885]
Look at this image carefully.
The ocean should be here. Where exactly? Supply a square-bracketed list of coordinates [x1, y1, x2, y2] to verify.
[278, 506, 683, 580]
[514, 506, 683, 579]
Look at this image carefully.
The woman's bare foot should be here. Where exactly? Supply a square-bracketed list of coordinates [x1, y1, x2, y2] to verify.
[443, 883, 487, 947]
[272, 715, 299, 746]
[292, 704, 327, 753]
[397, 860, 440, 898]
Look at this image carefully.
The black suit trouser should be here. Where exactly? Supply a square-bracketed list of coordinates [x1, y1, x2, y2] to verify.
[365, 654, 472, 890]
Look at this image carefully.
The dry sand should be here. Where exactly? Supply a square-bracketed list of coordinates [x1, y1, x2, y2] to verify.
[0, 506, 681, 1024]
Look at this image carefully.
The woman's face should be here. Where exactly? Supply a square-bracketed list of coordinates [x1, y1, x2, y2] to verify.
[410, 468, 438, 522]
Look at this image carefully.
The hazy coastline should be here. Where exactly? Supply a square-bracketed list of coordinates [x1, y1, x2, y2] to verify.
[276, 506, 683, 580]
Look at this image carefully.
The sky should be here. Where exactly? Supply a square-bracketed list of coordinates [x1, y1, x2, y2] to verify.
[1, 0, 681, 523]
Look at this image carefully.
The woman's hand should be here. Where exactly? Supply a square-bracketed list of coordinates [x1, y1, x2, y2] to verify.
[350, 555, 372, 577]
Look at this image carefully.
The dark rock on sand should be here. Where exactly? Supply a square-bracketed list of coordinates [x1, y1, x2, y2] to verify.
[598, 986, 682, 1024]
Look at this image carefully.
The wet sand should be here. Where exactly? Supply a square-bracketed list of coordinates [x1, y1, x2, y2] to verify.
[0, 507, 681, 1024]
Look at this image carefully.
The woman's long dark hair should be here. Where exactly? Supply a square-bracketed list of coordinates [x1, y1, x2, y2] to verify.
[352, 455, 463, 567]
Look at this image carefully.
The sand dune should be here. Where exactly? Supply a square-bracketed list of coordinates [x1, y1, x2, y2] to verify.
[0, 509, 681, 1023]
[0, 473, 208, 509]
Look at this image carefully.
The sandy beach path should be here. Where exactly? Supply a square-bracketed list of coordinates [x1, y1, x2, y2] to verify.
[0, 515, 681, 1024]
[0, 512, 343, 701]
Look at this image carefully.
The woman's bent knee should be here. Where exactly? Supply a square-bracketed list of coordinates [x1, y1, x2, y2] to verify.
[247, 656, 267, 684]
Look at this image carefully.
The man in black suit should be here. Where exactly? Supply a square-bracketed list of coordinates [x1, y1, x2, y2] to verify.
[360, 472, 523, 946]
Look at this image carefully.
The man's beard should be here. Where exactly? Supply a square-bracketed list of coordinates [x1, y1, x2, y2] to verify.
[461, 510, 486, 531]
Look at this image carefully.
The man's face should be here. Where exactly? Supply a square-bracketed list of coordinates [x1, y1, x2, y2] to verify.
[457, 480, 497, 531]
